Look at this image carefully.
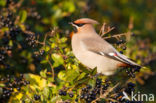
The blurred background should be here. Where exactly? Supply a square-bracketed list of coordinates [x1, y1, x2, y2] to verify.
[0, 0, 156, 102]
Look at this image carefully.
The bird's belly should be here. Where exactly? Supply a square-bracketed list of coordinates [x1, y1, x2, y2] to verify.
[72, 48, 119, 75]
[74, 49, 100, 68]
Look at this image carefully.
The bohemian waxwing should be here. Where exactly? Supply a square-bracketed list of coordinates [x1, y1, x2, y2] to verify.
[70, 18, 141, 75]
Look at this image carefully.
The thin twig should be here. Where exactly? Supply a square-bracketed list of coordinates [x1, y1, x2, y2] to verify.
[45, 29, 57, 80]
[25, 93, 35, 103]
[103, 32, 131, 39]
[48, 60, 55, 80]
[43, 33, 48, 47]
[102, 26, 115, 36]
[99, 22, 115, 37]
[8, 0, 23, 10]
[92, 83, 120, 103]
[23, 30, 35, 35]
[36, 41, 45, 45]
[15, 0, 24, 8]
[99, 22, 106, 36]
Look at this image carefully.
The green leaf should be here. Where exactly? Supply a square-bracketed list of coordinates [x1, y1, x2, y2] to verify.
[43, 87, 49, 98]
[0, 0, 6, 6]
[40, 69, 47, 78]
[40, 60, 48, 64]
[24, 73, 52, 89]
[0, 87, 3, 94]
[60, 37, 67, 43]
[11, 100, 20, 103]
[76, 72, 86, 81]
[88, 78, 96, 87]
[77, 78, 89, 85]
[44, 46, 50, 52]
[65, 69, 79, 82]
[0, 83, 5, 87]
[90, 67, 97, 76]
[58, 70, 66, 81]
[50, 96, 61, 103]
[19, 10, 27, 23]
[79, 64, 90, 74]
[51, 53, 64, 67]
[51, 43, 56, 48]
[47, 77, 54, 82]
[63, 1, 75, 13]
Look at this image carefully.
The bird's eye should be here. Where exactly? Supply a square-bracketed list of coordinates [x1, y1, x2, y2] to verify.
[74, 23, 85, 27]
[77, 23, 85, 27]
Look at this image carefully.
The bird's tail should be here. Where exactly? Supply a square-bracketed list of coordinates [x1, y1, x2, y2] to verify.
[117, 52, 141, 69]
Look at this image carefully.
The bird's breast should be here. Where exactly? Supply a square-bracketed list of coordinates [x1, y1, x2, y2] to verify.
[71, 35, 97, 68]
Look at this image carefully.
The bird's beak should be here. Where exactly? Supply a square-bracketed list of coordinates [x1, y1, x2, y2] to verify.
[69, 22, 78, 33]
[69, 22, 77, 27]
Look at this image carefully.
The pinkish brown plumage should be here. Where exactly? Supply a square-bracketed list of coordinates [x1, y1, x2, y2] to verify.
[70, 18, 141, 75]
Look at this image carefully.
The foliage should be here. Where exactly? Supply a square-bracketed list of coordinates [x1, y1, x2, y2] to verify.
[0, 0, 155, 103]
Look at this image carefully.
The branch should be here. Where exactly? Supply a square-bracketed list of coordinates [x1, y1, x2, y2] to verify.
[99, 22, 115, 37]
[43, 33, 48, 47]
[92, 83, 120, 103]
[103, 32, 130, 39]
[48, 59, 55, 80]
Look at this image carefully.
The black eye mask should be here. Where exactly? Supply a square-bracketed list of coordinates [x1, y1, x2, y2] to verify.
[72, 23, 86, 33]
[73, 23, 85, 27]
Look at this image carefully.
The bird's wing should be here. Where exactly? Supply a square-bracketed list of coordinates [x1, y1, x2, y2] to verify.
[81, 38, 141, 67]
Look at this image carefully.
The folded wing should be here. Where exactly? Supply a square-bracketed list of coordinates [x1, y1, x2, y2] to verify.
[81, 38, 141, 68]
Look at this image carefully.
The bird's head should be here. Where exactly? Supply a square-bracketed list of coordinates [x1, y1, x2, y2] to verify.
[69, 18, 99, 33]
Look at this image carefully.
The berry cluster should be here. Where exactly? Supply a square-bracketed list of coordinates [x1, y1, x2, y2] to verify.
[125, 82, 135, 95]
[39, 50, 45, 56]
[25, 34, 37, 48]
[59, 90, 67, 96]
[80, 79, 109, 103]
[125, 66, 141, 78]
[30, 11, 41, 20]
[116, 39, 126, 45]
[115, 37, 141, 78]
[0, 49, 12, 71]
[59, 89, 74, 98]
[115, 39, 127, 55]
[0, 0, 42, 76]
[0, 50, 6, 64]
[68, 92, 74, 98]
[113, 82, 143, 103]
[0, 7, 23, 71]
[34, 94, 40, 100]
[0, 74, 30, 102]
[0, 12, 14, 28]
[0, 10, 13, 61]
[0, 9, 22, 40]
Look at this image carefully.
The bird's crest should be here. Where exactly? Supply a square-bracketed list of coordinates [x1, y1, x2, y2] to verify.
[74, 18, 99, 25]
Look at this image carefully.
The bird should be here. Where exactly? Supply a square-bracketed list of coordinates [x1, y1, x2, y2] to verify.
[70, 18, 141, 75]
